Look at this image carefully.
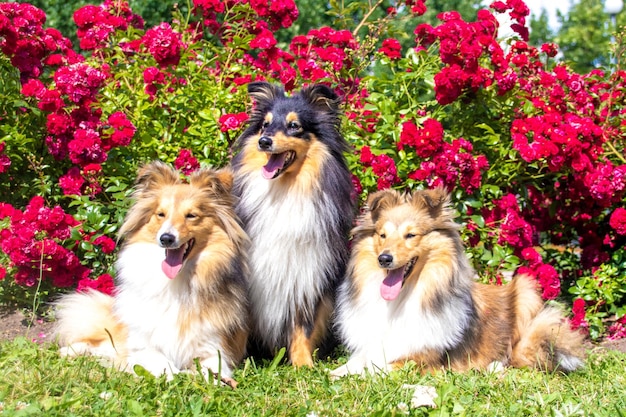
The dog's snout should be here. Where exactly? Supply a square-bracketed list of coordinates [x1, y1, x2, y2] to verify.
[378, 253, 394, 268]
[258, 136, 273, 150]
[159, 233, 176, 247]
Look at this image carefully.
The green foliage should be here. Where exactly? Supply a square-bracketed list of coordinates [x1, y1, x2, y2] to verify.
[0, 57, 53, 207]
[16, 0, 92, 47]
[556, 0, 615, 73]
[529, 9, 555, 47]
[0, 2, 255, 312]
[2, 0, 626, 341]
[570, 247, 626, 339]
[21, 0, 625, 72]
[17, 0, 186, 47]
[90, 13, 248, 169]
[0, 338, 625, 416]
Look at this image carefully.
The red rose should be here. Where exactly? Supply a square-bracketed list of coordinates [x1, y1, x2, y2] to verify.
[219, 112, 249, 132]
[359, 146, 373, 165]
[537, 263, 560, 300]
[68, 128, 106, 165]
[77, 273, 115, 295]
[174, 149, 200, 175]
[251, 28, 276, 50]
[59, 167, 84, 196]
[143, 23, 183, 67]
[379, 38, 401, 60]
[610, 207, 626, 235]
[108, 111, 136, 147]
[94, 235, 116, 254]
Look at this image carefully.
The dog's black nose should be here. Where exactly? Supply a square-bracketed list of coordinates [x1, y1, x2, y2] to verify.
[258, 136, 273, 150]
[378, 253, 393, 268]
[160, 233, 176, 247]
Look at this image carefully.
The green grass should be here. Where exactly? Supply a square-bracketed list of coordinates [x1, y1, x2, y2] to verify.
[0, 339, 625, 417]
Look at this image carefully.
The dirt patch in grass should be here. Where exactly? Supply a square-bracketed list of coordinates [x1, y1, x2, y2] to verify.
[0, 306, 56, 344]
[595, 337, 626, 353]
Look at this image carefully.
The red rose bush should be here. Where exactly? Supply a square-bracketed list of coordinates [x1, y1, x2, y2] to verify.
[1, 0, 626, 340]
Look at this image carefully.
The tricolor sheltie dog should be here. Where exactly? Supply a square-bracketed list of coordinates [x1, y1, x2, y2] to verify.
[55, 161, 249, 385]
[332, 187, 584, 377]
[231, 82, 355, 366]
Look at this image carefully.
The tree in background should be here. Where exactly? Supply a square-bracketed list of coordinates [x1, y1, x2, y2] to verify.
[555, 0, 615, 73]
[529, 9, 554, 47]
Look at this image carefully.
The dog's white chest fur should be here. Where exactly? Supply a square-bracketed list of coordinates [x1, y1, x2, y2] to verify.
[114, 243, 222, 369]
[335, 269, 470, 367]
[237, 175, 336, 346]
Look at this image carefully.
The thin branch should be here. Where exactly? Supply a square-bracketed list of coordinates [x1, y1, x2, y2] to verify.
[352, 0, 385, 38]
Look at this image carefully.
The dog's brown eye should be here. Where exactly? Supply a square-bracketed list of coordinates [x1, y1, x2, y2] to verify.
[287, 121, 301, 130]
[379, 233, 386, 239]
[405, 233, 416, 239]
[186, 213, 197, 219]
[157, 212, 165, 218]
[262, 121, 270, 129]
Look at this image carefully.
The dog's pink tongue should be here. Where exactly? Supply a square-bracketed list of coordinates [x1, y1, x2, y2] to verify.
[381, 268, 404, 301]
[161, 248, 184, 279]
[261, 153, 287, 180]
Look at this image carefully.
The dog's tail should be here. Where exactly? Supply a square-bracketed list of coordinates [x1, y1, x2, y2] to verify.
[54, 289, 127, 361]
[510, 275, 585, 372]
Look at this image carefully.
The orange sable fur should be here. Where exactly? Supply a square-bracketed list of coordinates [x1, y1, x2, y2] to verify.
[55, 161, 249, 385]
[332, 187, 585, 377]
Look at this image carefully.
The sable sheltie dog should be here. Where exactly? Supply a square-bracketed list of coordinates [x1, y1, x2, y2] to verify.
[55, 161, 249, 383]
[331, 187, 585, 377]
[231, 82, 355, 366]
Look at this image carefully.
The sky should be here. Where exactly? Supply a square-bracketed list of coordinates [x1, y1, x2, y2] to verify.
[523, 0, 572, 29]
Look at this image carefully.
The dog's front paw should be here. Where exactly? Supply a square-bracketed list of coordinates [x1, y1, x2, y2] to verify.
[486, 360, 505, 374]
[59, 342, 90, 357]
[329, 364, 351, 379]
[329, 359, 368, 379]
[127, 349, 179, 380]
[197, 367, 237, 388]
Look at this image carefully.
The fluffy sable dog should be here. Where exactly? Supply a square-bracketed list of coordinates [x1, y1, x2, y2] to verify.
[332, 187, 585, 377]
[231, 82, 355, 366]
[55, 161, 249, 385]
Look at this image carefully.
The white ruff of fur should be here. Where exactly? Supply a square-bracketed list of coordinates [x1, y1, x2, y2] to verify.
[237, 172, 339, 347]
[335, 239, 473, 370]
[114, 242, 228, 375]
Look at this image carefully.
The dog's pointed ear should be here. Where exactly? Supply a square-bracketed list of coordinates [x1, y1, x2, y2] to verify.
[366, 189, 401, 223]
[134, 161, 180, 195]
[413, 186, 453, 221]
[189, 167, 232, 197]
[215, 167, 233, 192]
[419, 186, 449, 209]
[300, 84, 340, 114]
[247, 82, 284, 107]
